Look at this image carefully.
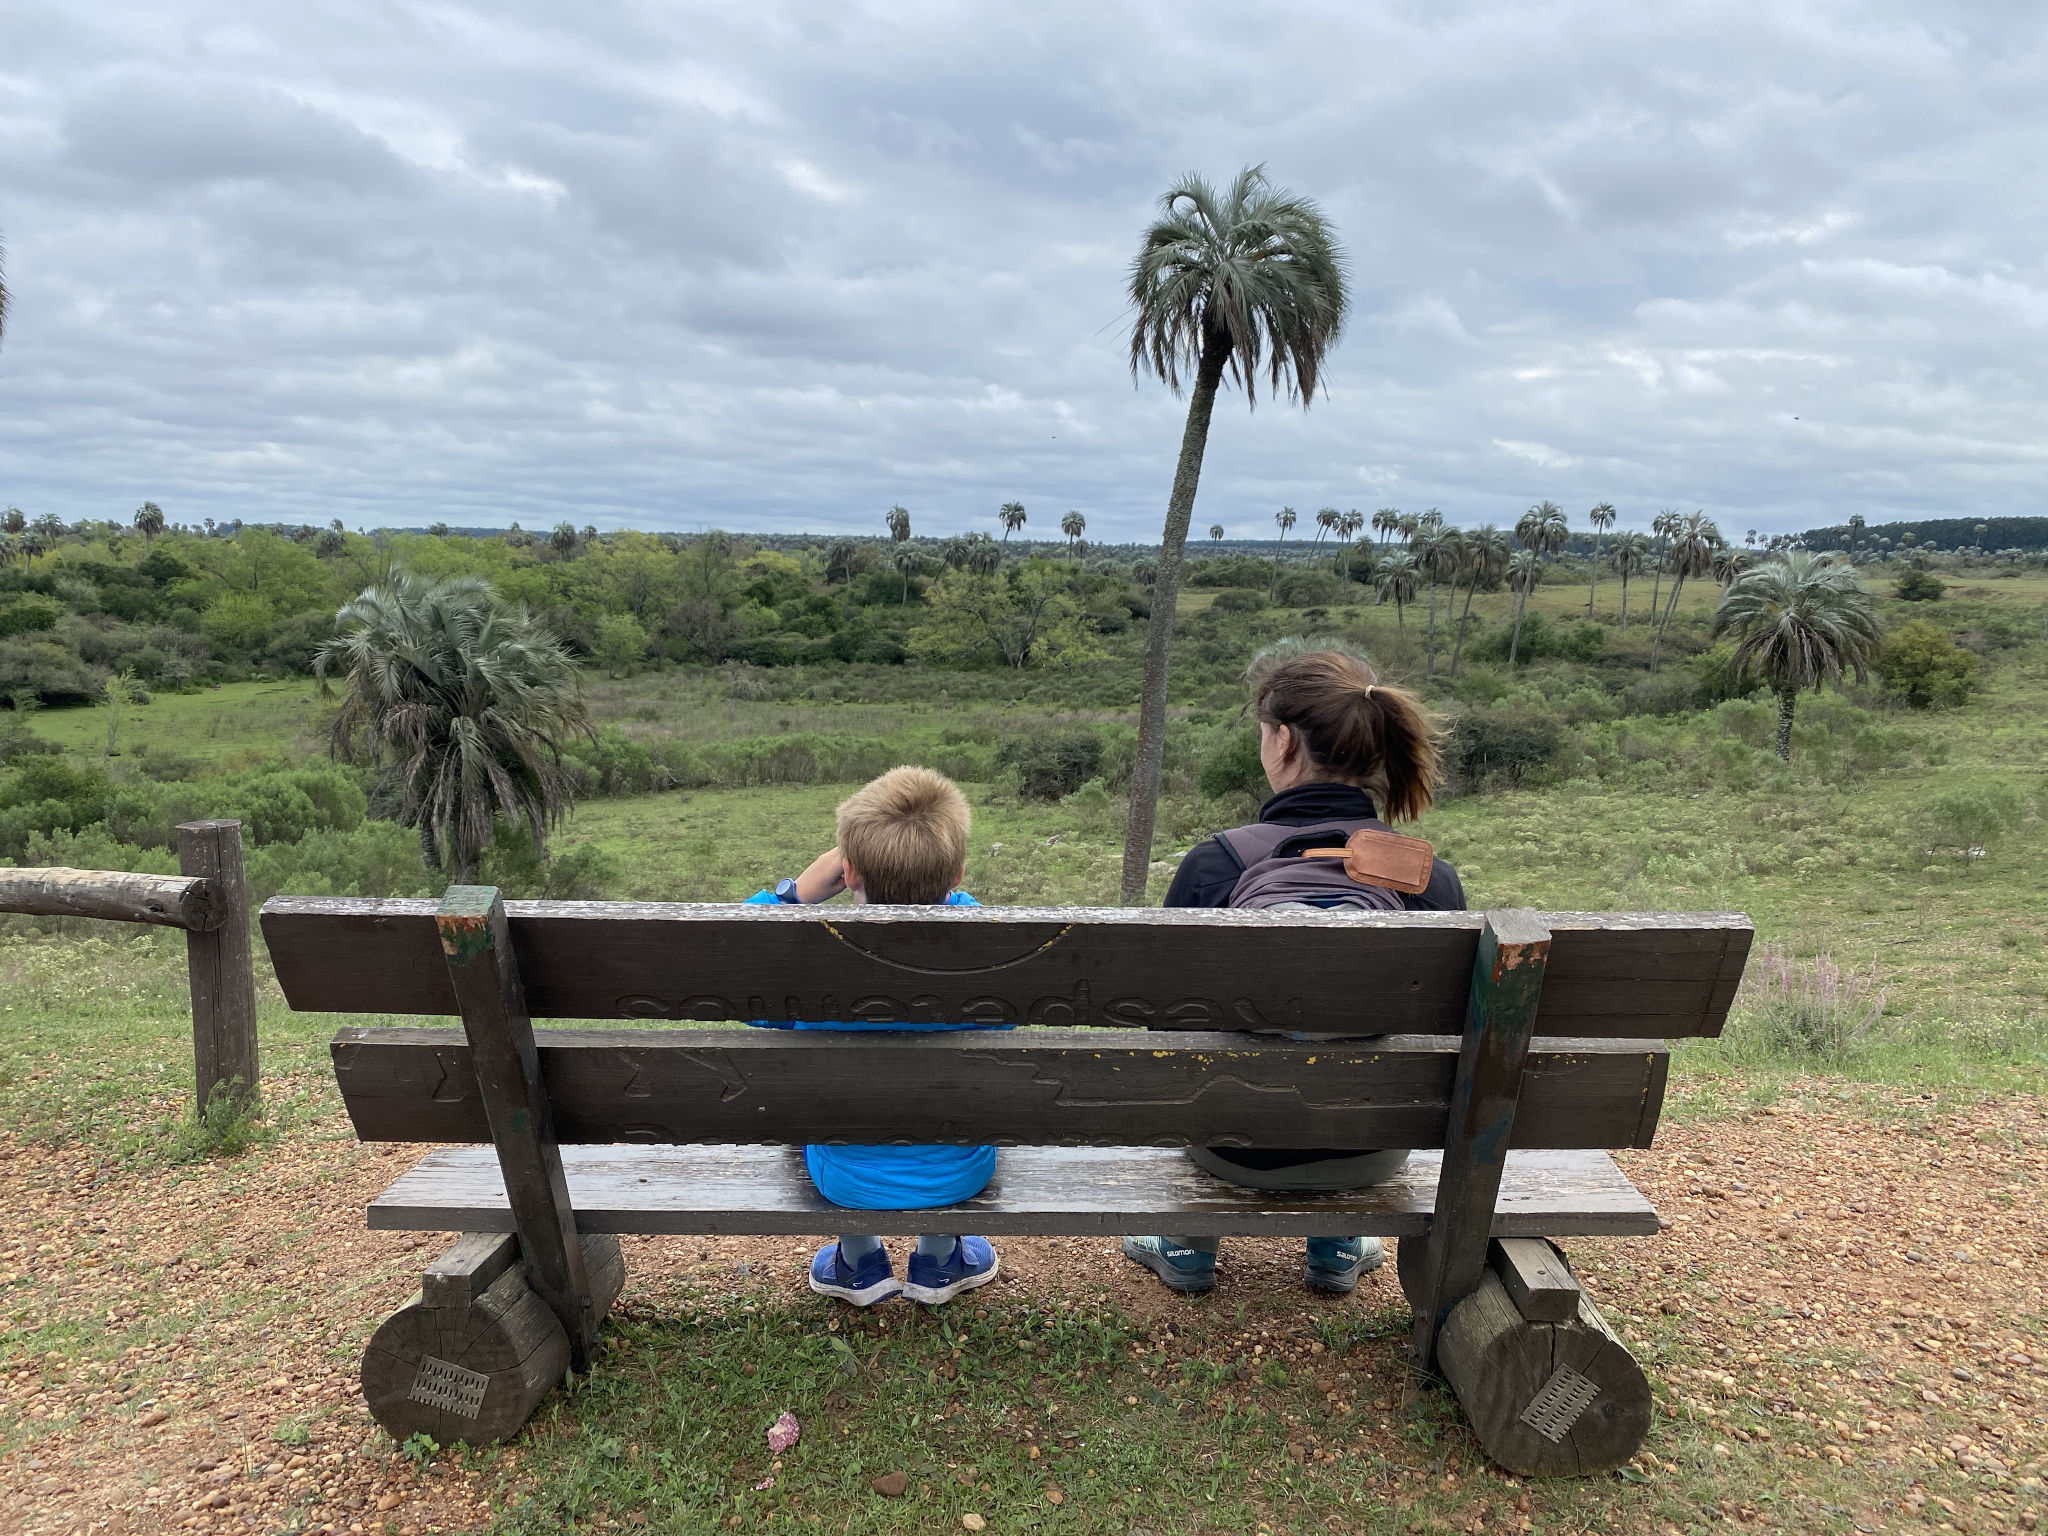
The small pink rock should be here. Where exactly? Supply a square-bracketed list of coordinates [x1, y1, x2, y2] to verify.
[766, 1411, 800, 1454]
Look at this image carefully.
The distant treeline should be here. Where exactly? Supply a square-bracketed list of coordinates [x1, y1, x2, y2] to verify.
[1795, 516, 2048, 553]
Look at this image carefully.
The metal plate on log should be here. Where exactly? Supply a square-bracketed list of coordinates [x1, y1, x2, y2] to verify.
[408, 1355, 490, 1419]
[1519, 1365, 1601, 1443]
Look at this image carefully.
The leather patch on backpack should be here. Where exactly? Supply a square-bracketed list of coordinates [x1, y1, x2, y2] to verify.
[1300, 828, 1435, 895]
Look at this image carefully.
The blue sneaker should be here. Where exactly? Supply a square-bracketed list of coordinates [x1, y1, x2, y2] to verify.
[1304, 1236, 1385, 1294]
[1121, 1236, 1217, 1294]
[808, 1241, 901, 1307]
[903, 1237, 1000, 1305]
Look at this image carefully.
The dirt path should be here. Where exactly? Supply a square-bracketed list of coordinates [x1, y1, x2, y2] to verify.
[2, 1084, 2044, 1535]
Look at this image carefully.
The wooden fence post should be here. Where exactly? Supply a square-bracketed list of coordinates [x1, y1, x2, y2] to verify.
[177, 820, 259, 1118]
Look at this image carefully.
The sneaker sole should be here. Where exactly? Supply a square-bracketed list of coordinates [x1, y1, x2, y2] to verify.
[1305, 1247, 1386, 1295]
[1121, 1240, 1215, 1295]
[808, 1273, 902, 1307]
[902, 1256, 1001, 1306]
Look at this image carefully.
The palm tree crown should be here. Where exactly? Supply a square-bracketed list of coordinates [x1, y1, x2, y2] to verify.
[1061, 510, 1086, 551]
[1712, 552, 1882, 759]
[315, 571, 591, 882]
[886, 505, 911, 543]
[1609, 530, 1649, 634]
[998, 502, 1027, 546]
[1209, 524, 1224, 543]
[133, 501, 166, 551]
[1121, 164, 1347, 904]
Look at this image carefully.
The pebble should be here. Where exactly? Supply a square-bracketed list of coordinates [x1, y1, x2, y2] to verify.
[870, 1471, 908, 1498]
[963, 1515, 986, 1531]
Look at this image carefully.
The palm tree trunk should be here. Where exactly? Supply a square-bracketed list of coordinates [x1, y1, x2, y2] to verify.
[1649, 560, 1663, 629]
[1650, 574, 1685, 672]
[1450, 577, 1480, 676]
[1424, 578, 1438, 676]
[1121, 332, 1230, 906]
[1267, 531, 1288, 604]
[1774, 686, 1796, 761]
[1587, 537, 1599, 616]
[1395, 593, 1404, 629]
[1619, 572, 1629, 635]
[1508, 580, 1530, 666]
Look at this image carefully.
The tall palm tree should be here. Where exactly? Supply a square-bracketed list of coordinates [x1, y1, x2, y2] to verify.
[315, 571, 592, 881]
[892, 544, 921, 604]
[1372, 506, 1401, 554]
[1609, 531, 1648, 635]
[886, 505, 911, 544]
[1450, 524, 1509, 676]
[1713, 553, 1881, 760]
[1507, 501, 1567, 666]
[1648, 508, 1680, 625]
[1061, 509, 1087, 555]
[998, 501, 1027, 549]
[1586, 502, 1616, 615]
[133, 501, 166, 553]
[1120, 164, 1347, 904]
[1, 506, 21, 537]
[1208, 523, 1224, 544]
[1651, 511, 1723, 671]
[1505, 548, 1541, 663]
[1374, 550, 1419, 627]
[1268, 505, 1298, 603]
[1414, 520, 1453, 676]
[1336, 508, 1364, 580]
[551, 522, 579, 555]
[1712, 546, 1749, 590]
[1395, 510, 1419, 546]
[1312, 506, 1339, 561]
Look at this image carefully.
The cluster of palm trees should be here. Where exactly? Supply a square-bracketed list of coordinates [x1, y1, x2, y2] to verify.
[0, 508, 70, 571]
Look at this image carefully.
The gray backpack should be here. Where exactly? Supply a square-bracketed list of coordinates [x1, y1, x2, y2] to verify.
[1216, 818, 1433, 911]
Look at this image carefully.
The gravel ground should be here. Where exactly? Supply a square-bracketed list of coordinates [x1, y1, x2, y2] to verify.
[2, 1083, 2043, 1536]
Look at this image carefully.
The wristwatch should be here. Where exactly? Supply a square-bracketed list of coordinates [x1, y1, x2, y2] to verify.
[773, 878, 802, 904]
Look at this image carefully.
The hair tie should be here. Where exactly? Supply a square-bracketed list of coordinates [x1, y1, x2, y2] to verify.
[1363, 684, 1376, 700]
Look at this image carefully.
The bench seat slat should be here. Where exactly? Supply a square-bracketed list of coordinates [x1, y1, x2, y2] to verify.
[262, 899, 1751, 1040]
[365, 1145, 1660, 1239]
[332, 1027, 1669, 1150]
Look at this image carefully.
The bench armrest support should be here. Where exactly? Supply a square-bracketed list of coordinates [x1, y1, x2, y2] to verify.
[438, 885, 597, 1370]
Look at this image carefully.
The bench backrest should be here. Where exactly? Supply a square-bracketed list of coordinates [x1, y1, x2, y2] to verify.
[262, 898, 1750, 1038]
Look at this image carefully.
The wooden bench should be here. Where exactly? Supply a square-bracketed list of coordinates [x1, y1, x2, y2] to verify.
[261, 889, 1750, 1476]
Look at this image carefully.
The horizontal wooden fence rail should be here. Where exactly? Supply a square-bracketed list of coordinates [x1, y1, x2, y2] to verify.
[0, 820, 257, 1116]
[0, 866, 224, 930]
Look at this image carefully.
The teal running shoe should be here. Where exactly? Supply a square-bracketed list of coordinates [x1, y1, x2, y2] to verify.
[1121, 1236, 1217, 1294]
[1304, 1236, 1385, 1294]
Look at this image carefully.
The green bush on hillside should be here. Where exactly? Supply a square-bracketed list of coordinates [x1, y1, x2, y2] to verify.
[999, 732, 1105, 802]
[1916, 782, 2027, 872]
[1197, 727, 1266, 807]
[1449, 708, 1565, 790]
[1894, 567, 1946, 601]
[1878, 619, 1980, 708]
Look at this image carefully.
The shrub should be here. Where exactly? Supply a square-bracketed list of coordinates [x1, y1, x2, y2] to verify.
[1450, 708, 1565, 790]
[1691, 643, 1757, 707]
[1734, 945, 1887, 1065]
[1273, 569, 1343, 608]
[1894, 567, 1946, 601]
[1197, 727, 1266, 805]
[479, 823, 621, 899]
[1211, 588, 1265, 614]
[998, 731, 1104, 802]
[1878, 619, 1980, 708]
[1470, 611, 1604, 666]
[0, 595, 61, 638]
[1917, 782, 2026, 872]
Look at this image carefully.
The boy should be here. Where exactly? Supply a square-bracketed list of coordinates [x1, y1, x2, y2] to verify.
[745, 766, 1001, 1308]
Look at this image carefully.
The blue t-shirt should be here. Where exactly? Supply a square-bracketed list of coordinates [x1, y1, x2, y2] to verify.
[744, 888, 1002, 1209]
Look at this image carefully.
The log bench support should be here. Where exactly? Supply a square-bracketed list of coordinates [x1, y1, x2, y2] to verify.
[362, 1231, 624, 1445]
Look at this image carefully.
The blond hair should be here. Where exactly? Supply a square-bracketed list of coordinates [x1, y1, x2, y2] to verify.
[836, 766, 971, 905]
[1250, 648, 1446, 822]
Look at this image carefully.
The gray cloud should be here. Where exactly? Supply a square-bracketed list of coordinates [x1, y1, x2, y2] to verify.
[1, 0, 2045, 539]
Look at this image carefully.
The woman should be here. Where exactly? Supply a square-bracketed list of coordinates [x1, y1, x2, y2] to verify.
[1122, 645, 1466, 1296]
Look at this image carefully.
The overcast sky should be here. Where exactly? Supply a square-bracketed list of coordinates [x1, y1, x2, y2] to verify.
[2, 1, 2044, 541]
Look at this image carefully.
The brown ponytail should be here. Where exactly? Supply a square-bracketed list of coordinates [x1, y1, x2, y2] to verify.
[1250, 648, 1445, 822]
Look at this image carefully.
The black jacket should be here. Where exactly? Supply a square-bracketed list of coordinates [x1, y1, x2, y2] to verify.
[1162, 783, 1466, 912]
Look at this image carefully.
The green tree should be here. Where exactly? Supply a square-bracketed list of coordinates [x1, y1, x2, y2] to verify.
[909, 564, 1104, 671]
[1877, 618, 1980, 707]
[1061, 509, 1086, 554]
[1337, 508, 1364, 580]
[1208, 523, 1224, 544]
[1267, 506, 1297, 603]
[1894, 567, 1945, 602]
[1609, 530, 1648, 634]
[1507, 501, 1567, 666]
[1119, 166, 1346, 903]
[1710, 551, 1882, 759]
[134, 500, 166, 552]
[891, 544, 922, 604]
[1312, 505, 1339, 560]
[1449, 524, 1509, 676]
[315, 572, 591, 881]
[1651, 510, 1723, 671]
[593, 612, 650, 677]
[1372, 506, 1400, 553]
[1373, 550, 1419, 627]
[998, 501, 1027, 550]
[886, 505, 911, 544]
[1413, 514, 1451, 676]
[1586, 501, 1616, 615]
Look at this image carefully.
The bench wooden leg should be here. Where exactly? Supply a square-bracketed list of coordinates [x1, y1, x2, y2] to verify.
[361, 1232, 625, 1446]
[1402, 1236, 1652, 1477]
